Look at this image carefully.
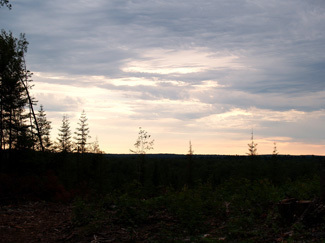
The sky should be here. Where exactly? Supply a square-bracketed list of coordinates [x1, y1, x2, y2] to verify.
[1, 0, 325, 155]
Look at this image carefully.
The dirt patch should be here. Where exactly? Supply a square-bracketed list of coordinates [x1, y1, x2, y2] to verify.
[0, 201, 73, 243]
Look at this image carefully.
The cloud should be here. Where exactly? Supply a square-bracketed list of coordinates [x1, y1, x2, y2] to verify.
[4, 0, 324, 95]
[122, 48, 244, 75]
[1, 0, 325, 154]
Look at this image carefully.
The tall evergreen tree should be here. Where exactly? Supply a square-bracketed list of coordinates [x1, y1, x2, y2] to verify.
[247, 130, 258, 156]
[74, 110, 90, 153]
[57, 115, 72, 152]
[35, 105, 52, 151]
[0, 30, 35, 150]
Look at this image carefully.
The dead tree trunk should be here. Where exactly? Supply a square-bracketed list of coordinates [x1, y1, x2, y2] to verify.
[20, 55, 44, 152]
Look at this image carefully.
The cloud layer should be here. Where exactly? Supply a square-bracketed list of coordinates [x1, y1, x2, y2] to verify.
[1, 0, 325, 154]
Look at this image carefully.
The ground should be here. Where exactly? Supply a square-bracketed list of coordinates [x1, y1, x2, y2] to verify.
[2, 200, 325, 242]
[0, 201, 188, 242]
[0, 201, 186, 242]
[0, 201, 74, 243]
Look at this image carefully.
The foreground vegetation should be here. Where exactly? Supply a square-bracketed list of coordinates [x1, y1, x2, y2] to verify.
[1, 151, 324, 242]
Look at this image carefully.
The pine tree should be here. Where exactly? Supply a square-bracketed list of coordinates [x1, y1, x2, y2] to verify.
[57, 115, 72, 152]
[35, 105, 52, 151]
[247, 130, 258, 156]
[74, 110, 90, 153]
[0, 30, 35, 150]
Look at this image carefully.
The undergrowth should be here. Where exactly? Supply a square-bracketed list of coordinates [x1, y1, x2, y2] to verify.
[72, 175, 321, 242]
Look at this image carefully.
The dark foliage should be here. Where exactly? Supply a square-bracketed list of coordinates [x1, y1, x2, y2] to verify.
[0, 151, 321, 201]
[0, 151, 324, 242]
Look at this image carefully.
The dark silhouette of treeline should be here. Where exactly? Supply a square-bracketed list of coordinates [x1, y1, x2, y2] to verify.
[0, 149, 322, 203]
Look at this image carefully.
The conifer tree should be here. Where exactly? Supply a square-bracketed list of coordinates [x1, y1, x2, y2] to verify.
[35, 105, 52, 151]
[247, 130, 258, 156]
[74, 110, 90, 153]
[57, 115, 72, 152]
[0, 4, 42, 151]
[0, 30, 35, 150]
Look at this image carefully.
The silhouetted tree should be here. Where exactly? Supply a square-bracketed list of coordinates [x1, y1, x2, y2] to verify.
[187, 140, 194, 187]
[89, 136, 103, 154]
[130, 127, 154, 184]
[74, 110, 90, 153]
[0, 30, 37, 150]
[20, 47, 44, 152]
[188, 140, 194, 155]
[56, 115, 72, 152]
[272, 142, 278, 156]
[247, 130, 257, 156]
[35, 105, 52, 151]
[1, 4, 44, 151]
[130, 127, 154, 154]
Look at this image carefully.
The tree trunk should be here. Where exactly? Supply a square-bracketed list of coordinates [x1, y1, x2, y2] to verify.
[19, 76, 44, 152]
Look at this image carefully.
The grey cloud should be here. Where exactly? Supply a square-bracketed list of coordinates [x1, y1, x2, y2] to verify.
[1, 0, 324, 112]
[98, 81, 190, 101]
[35, 93, 84, 112]
[129, 102, 214, 121]
[257, 115, 325, 144]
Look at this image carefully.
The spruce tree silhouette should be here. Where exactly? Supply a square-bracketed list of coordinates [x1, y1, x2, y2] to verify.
[74, 110, 90, 153]
[247, 130, 257, 156]
[56, 115, 73, 152]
